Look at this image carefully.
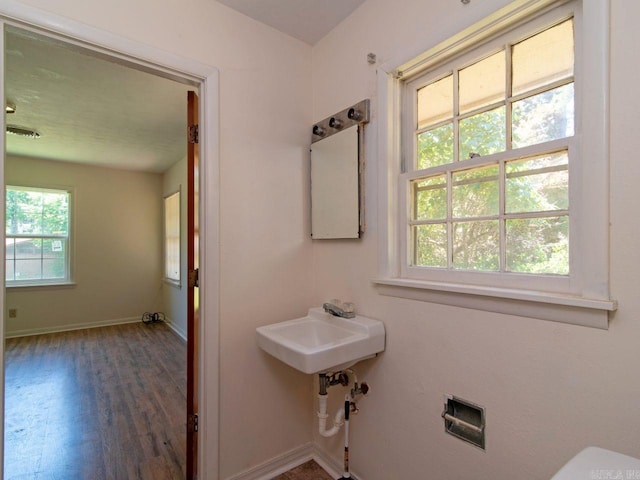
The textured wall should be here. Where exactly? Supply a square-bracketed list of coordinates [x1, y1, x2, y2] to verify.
[311, 0, 640, 479]
[5, 0, 315, 477]
[8, 0, 635, 479]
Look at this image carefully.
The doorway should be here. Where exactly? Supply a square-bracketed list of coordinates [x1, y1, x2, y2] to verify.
[0, 10, 219, 479]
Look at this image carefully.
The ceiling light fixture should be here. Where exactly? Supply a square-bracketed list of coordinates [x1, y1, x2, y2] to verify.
[6, 125, 40, 138]
[6, 103, 16, 114]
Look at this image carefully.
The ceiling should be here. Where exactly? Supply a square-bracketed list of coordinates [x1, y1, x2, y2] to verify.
[216, 0, 366, 45]
[5, 26, 191, 174]
[4, 2, 361, 172]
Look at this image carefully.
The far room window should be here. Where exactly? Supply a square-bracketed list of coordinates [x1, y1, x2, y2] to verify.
[6, 185, 71, 286]
[164, 190, 181, 285]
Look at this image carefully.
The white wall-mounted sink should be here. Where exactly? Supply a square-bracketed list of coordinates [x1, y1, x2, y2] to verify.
[256, 307, 385, 374]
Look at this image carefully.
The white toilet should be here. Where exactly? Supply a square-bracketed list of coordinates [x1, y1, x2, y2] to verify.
[552, 447, 640, 479]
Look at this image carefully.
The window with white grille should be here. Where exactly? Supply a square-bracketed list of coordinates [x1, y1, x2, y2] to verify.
[375, 0, 615, 327]
[405, 18, 573, 277]
[164, 191, 181, 285]
[6, 185, 71, 285]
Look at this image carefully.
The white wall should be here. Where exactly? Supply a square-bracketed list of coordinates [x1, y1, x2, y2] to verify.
[5, 155, 163, 336]
[8, 0, 316, 477]
[310, 1, 640, 479]
[13, 1, 636, 479]
[162, 156, 188, 339]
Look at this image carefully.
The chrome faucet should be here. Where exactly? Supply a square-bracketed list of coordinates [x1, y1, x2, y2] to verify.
[322, 300, 356, 319]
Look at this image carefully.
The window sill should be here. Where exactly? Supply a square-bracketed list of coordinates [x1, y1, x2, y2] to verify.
[372, 277, 617, 329]
[6, 281, 76, 291]
[164, 278, 182, 289]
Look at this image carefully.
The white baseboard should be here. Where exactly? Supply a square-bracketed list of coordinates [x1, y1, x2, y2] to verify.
[312, 446, 345, 479]
[5, 316, 141, 338]
[224, 443, 315, 480]
[223, 442, 359, 480]
[164, 316, 187, 341]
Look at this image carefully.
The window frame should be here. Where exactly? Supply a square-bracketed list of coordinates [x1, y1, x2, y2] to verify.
[401, 14, 576, 291]
[163, 189, 181, 287]
[373, 0, 616, 328]
[5, 184, 74, 288]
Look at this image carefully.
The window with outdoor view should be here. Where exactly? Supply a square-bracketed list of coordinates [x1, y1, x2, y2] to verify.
[6, 186, 71, 285]
[164, 191, 181, 285]
[375, 0, 614, 327]
[407, 18, 574, 276]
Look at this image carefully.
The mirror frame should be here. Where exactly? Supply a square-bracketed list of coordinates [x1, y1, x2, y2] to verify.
[310, 99, 369, 240]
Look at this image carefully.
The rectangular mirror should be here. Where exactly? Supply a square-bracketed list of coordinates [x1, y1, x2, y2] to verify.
[311, 126, 360, 239]
[310, 99, 369, 240]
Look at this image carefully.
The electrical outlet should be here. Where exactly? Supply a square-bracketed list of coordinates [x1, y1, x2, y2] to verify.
[8, 309, 17, 318]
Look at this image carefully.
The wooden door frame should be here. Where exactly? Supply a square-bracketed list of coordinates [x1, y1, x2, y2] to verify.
[0, 3, 221, 479]
[187, 90, 200, 479]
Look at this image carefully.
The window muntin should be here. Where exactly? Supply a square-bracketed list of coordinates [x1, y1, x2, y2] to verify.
[406, 18, 574, 277]
[164, 191, 181, 284]
[6, 186, 71, 285]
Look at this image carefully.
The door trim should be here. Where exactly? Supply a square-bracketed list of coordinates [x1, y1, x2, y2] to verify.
[0, 2, 221, 478]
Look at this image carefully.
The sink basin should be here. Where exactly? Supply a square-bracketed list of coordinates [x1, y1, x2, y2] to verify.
[256, 307, 385, 374]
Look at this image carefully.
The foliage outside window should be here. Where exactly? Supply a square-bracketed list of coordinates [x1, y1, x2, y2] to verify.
[406, 18, 574, 277]
[164, 191, 180, 285]
[6, 186, 71, 285]
[375, 0, 614, 327]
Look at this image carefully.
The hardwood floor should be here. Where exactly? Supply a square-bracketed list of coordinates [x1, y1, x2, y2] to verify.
[4, 322, 186, 480]
[273, 461, 334, 480]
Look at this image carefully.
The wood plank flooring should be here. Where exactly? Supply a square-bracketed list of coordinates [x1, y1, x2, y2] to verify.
[273, 461, 334, 480]
[4, 322, 186, 480]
